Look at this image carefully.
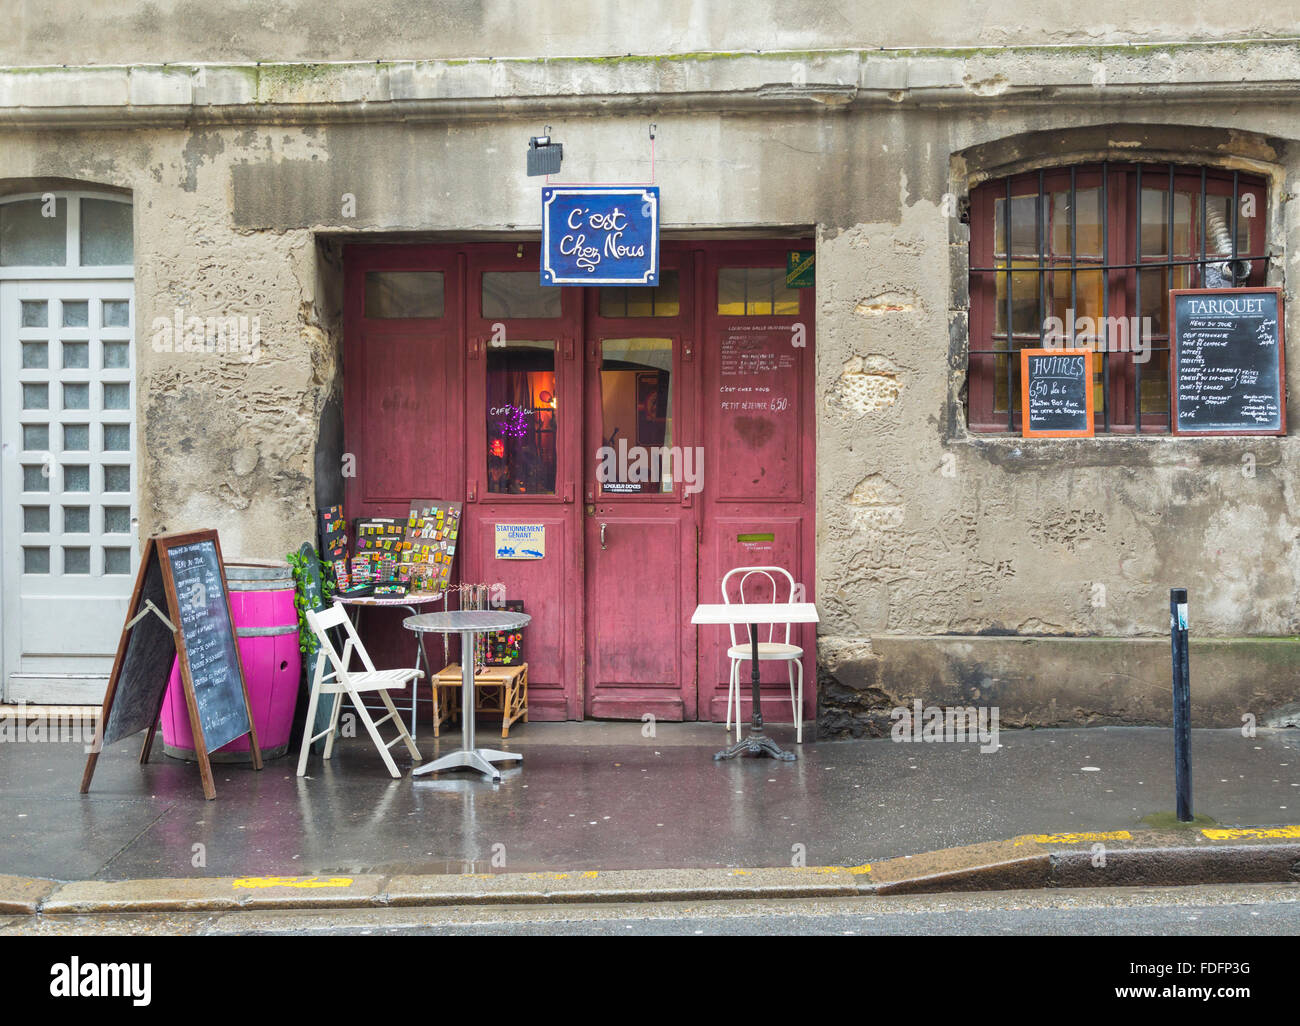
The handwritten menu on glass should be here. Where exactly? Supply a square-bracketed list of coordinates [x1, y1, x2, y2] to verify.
[1171, 289, 1286, 435]
[1020, 349, 1094, 437]
[166, 540, 251, 752]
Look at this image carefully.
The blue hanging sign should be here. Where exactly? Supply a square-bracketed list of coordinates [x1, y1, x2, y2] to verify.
[541, 186, 660, 286]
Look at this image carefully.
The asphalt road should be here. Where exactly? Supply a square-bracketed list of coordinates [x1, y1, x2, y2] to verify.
[5, 882, 1298, 936]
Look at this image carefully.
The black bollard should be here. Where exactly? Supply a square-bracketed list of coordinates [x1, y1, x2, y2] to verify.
[1170, 587, 1192, 822]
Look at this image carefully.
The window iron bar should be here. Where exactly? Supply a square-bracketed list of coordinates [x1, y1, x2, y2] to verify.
[971, 253, 1267, 274]
[1037, 168, 1046, 347]
[1101, 160, 1109, 431]
[1070, 166, 1078, 351]
[1005, 176, 1014, 431]
[1200, 167, 1208, 288]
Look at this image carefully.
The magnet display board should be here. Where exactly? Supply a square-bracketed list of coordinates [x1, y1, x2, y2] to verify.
[1170, 288, 1286, 435]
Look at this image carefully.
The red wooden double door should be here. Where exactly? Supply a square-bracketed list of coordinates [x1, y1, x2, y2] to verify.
[343, 241, 815, 723]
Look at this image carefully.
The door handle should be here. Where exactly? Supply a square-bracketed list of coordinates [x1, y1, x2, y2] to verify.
[600, 522, 607, 550]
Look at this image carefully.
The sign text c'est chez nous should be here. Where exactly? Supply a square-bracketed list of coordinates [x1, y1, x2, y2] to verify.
[541, 186, 660, 286]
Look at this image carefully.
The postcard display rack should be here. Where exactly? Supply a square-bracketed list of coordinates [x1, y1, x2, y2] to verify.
[326, 501, 464, 598]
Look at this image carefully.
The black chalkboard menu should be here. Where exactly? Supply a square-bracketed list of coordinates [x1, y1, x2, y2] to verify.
[1170, 288, 1286, 436]
[81, 530, 261, 801]
[1020, 348, 1095, 438]
[166, 540, 252, 752]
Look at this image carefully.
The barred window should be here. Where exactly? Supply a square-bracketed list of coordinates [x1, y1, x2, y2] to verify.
[968, 163, 1268, 433]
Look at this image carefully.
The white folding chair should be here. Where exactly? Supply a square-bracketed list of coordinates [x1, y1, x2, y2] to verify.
[297, 604, 423, 779]
[722, 566, 805, 743]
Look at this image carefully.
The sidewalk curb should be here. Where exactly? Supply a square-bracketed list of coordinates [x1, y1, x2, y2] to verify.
[6, 827, 1298, 915]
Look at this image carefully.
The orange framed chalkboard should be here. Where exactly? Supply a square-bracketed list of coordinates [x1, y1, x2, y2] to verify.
[1020, 348, 1095, 438]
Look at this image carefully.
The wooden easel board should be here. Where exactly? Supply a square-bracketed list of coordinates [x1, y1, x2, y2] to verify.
[80, 529, 262, 800]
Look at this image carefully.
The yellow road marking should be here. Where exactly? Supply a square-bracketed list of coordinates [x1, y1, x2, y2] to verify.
[1014, 830, 1132, 847]
[1201, 825, 1300, 841]
[233, 876, 354, 889]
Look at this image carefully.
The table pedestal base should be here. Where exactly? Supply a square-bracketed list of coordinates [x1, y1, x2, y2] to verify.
[714, 733, 796, 762]
[412, 747, 521, 782]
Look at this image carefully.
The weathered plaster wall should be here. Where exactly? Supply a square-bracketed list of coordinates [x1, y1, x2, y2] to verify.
[9, 0, 1300, 65]
[0, 125, 340, 561]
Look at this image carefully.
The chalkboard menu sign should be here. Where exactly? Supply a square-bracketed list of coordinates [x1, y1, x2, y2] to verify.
[81, 530, 261, 801]
[1020, 348, 1095, 438]
[166, 540, 252, 752]
[1170, 288, 1286, 435]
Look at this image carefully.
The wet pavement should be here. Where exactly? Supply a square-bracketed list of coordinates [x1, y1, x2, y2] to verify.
[1, 721, 1297, 881]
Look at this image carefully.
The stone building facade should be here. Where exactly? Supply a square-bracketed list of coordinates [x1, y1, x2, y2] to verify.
[2, 2, 1297, 730]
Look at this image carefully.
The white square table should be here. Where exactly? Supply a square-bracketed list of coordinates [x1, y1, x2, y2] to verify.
[690, 601, 819, 762]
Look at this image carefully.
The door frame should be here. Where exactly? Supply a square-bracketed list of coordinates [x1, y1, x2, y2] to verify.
[581, 246, 700, 719]
[340, 237, 816, 723]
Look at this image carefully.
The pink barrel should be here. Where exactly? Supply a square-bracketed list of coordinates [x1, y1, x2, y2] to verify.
[161, 560, 302, 762]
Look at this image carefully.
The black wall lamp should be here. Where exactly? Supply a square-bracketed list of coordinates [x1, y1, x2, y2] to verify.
[527, 127, 563, 177]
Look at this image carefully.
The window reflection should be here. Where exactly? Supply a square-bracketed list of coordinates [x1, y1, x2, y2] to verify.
[599, 338, 673, 494]
[486, 340, 557, 494]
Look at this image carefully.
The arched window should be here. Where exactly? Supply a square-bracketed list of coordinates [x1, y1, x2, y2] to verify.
[0, 191, 133, 270]
[968, 164, 1268, 433]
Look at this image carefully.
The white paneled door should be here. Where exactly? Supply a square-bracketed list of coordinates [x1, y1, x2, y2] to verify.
[1, 281, 137, 703]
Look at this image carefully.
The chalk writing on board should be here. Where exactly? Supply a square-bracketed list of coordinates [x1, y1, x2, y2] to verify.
[1021, 349, 1093, 437]
[167, 540, 251, 752]
[1171, 289, 1284, 434]
[718, 325, 795, 415]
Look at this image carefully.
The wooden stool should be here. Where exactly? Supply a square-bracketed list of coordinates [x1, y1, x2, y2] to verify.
[432, 663, 528, 739]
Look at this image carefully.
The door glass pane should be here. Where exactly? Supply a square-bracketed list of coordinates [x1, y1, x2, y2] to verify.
[103, 382, 130, 410]
[64, 506, 90, 533]
[22, 424, 49, 451]
[62, 341, 89, 368]
[63, 383, 89, 410]
[104, 506, 131, 533]
[103, 341, 129, 368]
[80, 198, 134, 265]
[102, 299, 130, 327]
[0, 198, 67, 266]
[599, 271, 681, 317]
[63, 424, 89, 451]
[104, 547, 131, 574]
[62, 300, 89, 327]
[23, 506, 50, 533]
[21, 300, 48, 326]
[104, 465, 131, 492]
[21, 341, 47, 368]
[717, 267, 799, 316]
[63, 547, 90, 574]
[22, 466, 50, 492]
[363, 271, 444, 318]
[22, 383, 48, 409]
[103, 423, 130, 450]
[599, 338, 673, 494]
[482, 272, 561, 319]
[486, 340, 557, 495]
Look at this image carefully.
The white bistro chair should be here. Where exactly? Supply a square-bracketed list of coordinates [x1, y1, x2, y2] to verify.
[722, 565, 805, 744]
[297, 604, 424, 779]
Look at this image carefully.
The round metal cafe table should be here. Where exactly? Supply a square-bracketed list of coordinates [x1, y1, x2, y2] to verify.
[403, 609, 531, 782]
